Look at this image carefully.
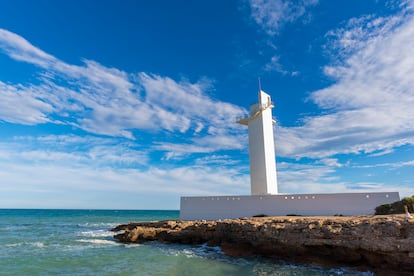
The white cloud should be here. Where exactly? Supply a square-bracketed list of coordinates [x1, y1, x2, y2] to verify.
[0, 130, 252, 208]
[194, 155, 241, 166]
[1, 135, 149, 168]
[2, 7, 413, 209]
[154, 133, 247, 160]
[247, 1, 311, 76]
[317, 158, 343, 168]
[277, 160, 413, 197]
[139, 73, 246, 132]
[192, 133, 246, 150]
[324, 14, 402, 64]
[0, 81, 53, 124]
[276, 7, 414, 159]
[0, 29, 246, 155]
[277, 161, 340, 194]
[0, 148, 250, 208]
[249, 0, 318, 36]
[0, 29, 56, 67]
[0, 28, 253, 207]
[353, 159, 414, 169]
[153, 142, 214, 160]
[278, 162, 333, 181]
[264, 55, 287, 74]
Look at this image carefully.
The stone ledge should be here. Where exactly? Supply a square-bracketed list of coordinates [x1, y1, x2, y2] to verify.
[112, 215, 414, 274]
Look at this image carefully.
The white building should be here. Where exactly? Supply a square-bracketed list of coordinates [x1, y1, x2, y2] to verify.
[180, 89, 400, 220]
[237, 90, 278, 195]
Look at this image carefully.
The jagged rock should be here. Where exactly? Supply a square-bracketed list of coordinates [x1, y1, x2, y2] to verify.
[111, 215, 414, 274]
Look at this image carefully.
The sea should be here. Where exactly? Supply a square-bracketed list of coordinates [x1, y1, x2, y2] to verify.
[0, 209, 374, 276]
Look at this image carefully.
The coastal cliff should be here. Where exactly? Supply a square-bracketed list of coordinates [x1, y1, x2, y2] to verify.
[112, 215, 414, 273]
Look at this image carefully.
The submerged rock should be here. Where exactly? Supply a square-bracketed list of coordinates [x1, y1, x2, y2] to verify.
[112, 215, 414, 274]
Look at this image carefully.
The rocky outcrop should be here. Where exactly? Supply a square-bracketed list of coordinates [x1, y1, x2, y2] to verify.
[112, 215, 414, 274]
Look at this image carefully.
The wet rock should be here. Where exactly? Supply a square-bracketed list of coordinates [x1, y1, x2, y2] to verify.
[112, 215, 414, 274]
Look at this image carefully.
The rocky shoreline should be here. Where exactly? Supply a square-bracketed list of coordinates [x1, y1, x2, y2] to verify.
[112, 215, 414, 274]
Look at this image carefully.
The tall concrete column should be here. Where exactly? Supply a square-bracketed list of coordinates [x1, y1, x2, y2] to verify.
[237, 90, 278, 195]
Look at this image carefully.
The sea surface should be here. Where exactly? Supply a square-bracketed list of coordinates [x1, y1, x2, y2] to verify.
[0, 209, 373, 276]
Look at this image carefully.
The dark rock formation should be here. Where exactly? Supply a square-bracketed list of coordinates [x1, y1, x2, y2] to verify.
[112, 215, 414, 274]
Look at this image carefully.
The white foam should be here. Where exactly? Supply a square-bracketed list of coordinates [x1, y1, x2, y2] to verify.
[76, 239, 118, 245]
[6, 242, 45, 248]
[77, 222, 119, 228]
[154, 243, 229, 261]
[200, 243, 223, 254]
[31, 242, 44, 248]
[79, 230, 114, 238]
[124, 243, 142, 248]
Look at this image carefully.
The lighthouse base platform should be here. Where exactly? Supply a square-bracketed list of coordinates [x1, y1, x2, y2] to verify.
[180, 192, 400, 220]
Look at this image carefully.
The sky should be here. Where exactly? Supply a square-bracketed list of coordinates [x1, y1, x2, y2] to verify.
[0, 0, 413, 209]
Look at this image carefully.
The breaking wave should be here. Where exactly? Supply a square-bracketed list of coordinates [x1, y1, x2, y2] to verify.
[76, 239, 119, 246]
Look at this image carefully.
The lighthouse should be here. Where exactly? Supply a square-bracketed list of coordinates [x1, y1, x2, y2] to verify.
[237, 90, 278, 195]
[180, 87, 399, 220]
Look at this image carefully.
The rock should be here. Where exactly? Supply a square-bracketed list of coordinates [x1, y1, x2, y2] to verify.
[111, 215, 414, 274]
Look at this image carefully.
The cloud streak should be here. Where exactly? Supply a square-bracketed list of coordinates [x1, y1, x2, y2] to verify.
[0, 138, 250, 208]
[0, 81, 53, 124]
[248, 0, 318, 36]
[0, 29, 56, 67]
[0, 28, 251, 206]
[276, 6, 414, 159]
[0, 28, 246, 155]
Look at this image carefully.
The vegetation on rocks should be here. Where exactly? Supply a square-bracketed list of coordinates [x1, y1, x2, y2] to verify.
[375, 195, 414, 215]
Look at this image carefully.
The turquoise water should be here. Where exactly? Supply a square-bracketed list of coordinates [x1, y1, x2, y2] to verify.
[0, 209, 373, 275]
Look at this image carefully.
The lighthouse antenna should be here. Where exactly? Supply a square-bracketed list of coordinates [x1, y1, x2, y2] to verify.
[258, 77, 262, 92]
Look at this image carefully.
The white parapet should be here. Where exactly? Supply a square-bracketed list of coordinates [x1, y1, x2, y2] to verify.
[180, 192, 400, 220]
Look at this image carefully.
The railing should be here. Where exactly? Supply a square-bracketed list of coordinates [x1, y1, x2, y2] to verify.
[250, 101, 274, 115]
[236, 101, 275, 125]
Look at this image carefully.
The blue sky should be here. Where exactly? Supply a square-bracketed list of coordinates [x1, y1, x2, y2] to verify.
[0, 0, 413, 209]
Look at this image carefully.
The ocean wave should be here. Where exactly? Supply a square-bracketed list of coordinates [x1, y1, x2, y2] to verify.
[153, 242, 245, 263]
[252, 261, 374, 276]
[79, 230, 114, 238]
[31, 241, 45, 248]
[123, 243, 142, 248]
[156, 242, 373, 275]
[76, 222, 119, 228]
[5, 241, 45, 248]
[76, 239, 119, 246]
[175, 244, 225, 260]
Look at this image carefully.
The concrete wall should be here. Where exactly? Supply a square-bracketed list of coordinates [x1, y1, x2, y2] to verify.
[180, 192, 400, 220]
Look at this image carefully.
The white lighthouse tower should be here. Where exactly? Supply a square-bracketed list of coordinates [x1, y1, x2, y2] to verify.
[180, 88, 399, 220]
[237, 89, 278, 195]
